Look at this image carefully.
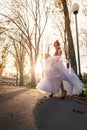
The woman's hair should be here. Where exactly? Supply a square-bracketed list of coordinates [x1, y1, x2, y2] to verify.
[54, 40, 60, 46]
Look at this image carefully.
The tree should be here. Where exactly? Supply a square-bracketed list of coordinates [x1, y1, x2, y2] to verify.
[0, 0, 50, 86]
[8, 37, 26, 86]
[54, 0, 77, 73]
[81, 2, 87, 47]
[0, 44, 9, 76]
[0, 25, 9, 77]
[62, 0, 77, 72]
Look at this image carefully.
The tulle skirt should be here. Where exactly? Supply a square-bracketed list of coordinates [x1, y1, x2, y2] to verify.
[36, 76, 61, 94]
[36, 56, 84, 95]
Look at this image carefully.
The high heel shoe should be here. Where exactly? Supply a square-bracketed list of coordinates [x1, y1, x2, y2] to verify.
[49, 93, 53, 97]
[60, 90, 67, 99]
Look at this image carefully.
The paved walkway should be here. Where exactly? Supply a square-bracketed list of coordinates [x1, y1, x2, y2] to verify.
[0, 85, 87, 130]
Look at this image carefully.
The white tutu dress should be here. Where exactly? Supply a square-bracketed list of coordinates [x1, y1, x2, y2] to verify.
[36, 56, 84, 95]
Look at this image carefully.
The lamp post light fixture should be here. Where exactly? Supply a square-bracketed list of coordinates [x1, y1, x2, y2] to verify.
[72, 3, 82, 80]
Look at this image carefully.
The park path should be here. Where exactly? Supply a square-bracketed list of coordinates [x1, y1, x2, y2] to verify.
[0, 85, 87, 130]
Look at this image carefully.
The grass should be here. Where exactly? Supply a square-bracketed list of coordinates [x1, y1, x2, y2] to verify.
[71, 88, 87, 103]
[72, 94, 87, 103]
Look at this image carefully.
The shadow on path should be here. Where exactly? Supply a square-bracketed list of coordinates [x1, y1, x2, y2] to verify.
[33, 96, 87, 130]
[0, 87, 30, 103]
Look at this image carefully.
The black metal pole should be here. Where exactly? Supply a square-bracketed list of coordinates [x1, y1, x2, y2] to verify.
[74, 12, 82, 80]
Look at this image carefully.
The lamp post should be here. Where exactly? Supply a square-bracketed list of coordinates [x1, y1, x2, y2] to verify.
[72, 3, 82, 80]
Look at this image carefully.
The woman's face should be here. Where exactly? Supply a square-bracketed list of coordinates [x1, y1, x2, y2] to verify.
[54, 44, 60, 50]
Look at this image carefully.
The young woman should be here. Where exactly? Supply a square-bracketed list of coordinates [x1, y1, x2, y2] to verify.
[36, 40, 84, 98]
[49, 40, 67, 98]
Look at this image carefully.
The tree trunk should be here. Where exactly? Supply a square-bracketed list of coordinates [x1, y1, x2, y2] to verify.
[19, 61, 24, 86]
[62, 0, 77, 73]
[30, 58, 36, 87]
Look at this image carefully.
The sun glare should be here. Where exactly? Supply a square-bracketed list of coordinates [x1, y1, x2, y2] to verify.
[35, 62, 42, 74]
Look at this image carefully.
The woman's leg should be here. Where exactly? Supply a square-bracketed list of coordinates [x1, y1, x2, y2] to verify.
[60, 81, 65, 96]
[60, 81, 67, 99]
